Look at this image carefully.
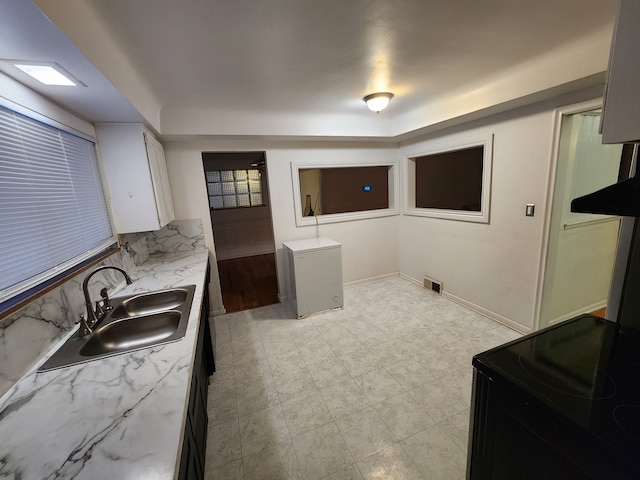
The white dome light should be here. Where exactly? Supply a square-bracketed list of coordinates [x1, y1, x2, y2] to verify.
[363, 92, 394, 113]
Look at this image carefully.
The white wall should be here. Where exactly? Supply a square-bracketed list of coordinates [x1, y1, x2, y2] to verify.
[211, 206, 275, 261]
[266, 147, 400, 286]
[164, 89, 604, 331]
[541, 220, 619, 326]
[163, 139, 400, 313]
[392, 26, 611, 137]
[398, 105, 559, 332]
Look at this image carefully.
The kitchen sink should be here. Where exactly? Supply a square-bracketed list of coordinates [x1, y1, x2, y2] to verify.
[79, 311, 182, 356]
[38, 285, 196, 371]
[109, 288, 189, 318]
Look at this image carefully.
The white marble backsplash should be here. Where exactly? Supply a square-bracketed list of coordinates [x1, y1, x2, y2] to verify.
[0, 250, 130, 396]
[0, 218, 205, 398]
[146, 218, 205, 254]
[118, 231, 150, 267]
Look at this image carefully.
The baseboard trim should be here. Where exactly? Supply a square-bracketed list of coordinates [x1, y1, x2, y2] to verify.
[545, 300, 607, 327]
[401, 273, 531, 335]
[399, 272, 421, 286]
[344, 272, 400, 288]
[443, 290, 531, 335]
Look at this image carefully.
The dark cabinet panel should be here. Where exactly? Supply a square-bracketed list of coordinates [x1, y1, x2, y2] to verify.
[179, 279, 213, 480]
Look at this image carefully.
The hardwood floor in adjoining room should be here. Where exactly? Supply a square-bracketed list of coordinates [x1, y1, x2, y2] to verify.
[217, 253, 279, 313]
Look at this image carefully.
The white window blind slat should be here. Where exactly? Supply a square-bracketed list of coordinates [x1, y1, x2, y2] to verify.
[0, 105, 115, 302]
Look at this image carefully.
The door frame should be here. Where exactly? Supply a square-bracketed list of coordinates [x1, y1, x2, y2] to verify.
[533, 98, 604, 330]
[202, 150, 280, 314]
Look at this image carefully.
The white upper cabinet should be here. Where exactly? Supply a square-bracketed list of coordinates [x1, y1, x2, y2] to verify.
[96, 123, 175, 233]
[143, 132, 175, 227]
[600, 0, 640, 144]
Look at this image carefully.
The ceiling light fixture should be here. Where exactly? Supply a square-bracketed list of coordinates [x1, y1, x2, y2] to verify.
[14, 62, 78, 86]
[363, 92, 394, 113]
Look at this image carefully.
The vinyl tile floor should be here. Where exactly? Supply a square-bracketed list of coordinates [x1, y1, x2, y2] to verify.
[204, 276, 521, 480]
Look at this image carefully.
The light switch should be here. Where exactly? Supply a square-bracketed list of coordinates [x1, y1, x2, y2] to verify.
[526, 204, 535, 217]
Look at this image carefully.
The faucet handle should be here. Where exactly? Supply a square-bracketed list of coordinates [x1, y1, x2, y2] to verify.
[77, 314, 92, 337]
[100, 287, 112, 311]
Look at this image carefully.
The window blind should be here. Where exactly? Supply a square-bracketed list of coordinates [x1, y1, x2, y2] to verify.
[0, 105, 115, 302]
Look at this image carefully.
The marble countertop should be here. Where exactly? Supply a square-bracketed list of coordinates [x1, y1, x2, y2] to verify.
[0, 248, 210, 479]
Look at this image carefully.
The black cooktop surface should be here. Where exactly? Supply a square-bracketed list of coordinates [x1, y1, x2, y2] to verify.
[473, 315, 640, 465]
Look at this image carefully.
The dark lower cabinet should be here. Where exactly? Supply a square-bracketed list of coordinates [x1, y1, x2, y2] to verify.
[179, 283, 214, 480]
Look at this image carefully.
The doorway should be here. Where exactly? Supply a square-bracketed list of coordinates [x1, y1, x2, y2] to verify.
[202, 152, 279, 313]
[538, 104, 624, 329]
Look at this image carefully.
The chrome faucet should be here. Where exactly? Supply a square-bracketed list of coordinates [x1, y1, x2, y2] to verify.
[80, 265, 133, 336]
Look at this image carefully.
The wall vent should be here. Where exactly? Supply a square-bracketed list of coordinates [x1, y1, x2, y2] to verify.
[423, 276, 443, 295]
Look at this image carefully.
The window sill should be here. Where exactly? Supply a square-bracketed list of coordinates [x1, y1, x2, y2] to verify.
[0, 244, 120, 321]
[403, 207, 489, 224]
[210, 204, 267, 212]
[296, 208, 399, 227]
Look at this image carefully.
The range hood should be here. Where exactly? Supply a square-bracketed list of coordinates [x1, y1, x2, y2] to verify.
[571, 144, 639, 217]
[571, 175, 640, 217]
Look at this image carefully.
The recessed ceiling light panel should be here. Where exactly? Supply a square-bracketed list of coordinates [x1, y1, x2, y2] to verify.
[13, 62, 81, 86]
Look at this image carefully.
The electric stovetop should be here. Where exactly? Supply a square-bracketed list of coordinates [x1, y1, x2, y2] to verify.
[473, 314, 640, 469]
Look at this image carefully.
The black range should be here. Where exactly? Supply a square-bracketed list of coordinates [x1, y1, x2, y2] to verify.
[467, 314, 640, 480]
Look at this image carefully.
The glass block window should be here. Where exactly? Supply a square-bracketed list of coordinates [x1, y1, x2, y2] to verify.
[207, 169, 264, 209]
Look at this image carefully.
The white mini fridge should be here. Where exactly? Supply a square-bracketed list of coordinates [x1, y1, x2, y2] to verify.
[283, 238, 344, 317]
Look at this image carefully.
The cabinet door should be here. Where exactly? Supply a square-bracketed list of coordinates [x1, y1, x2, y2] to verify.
[144, 132, 175, 227]
[96, 123, 176, 233]
[179, 311, 210, 480]
[601, 0, 640, 143]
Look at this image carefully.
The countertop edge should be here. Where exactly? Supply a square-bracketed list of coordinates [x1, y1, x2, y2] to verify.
[0, 248, 211, 480]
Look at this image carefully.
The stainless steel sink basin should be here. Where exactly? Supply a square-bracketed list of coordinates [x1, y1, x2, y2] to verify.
[79, 311, 182, 356]
[38, 284, 196, 371]
[109, 288, 189, 318]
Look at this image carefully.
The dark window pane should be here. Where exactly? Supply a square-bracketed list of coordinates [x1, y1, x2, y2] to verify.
[415, 146, 483, 211]
[321, 166, 389, 215]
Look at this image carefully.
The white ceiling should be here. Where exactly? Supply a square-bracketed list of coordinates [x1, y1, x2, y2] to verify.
[0, 0, 618, 138]
[0, 1, 145, 124]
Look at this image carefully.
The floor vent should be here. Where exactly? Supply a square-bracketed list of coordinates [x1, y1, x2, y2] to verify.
[423, 276, 443, 294]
